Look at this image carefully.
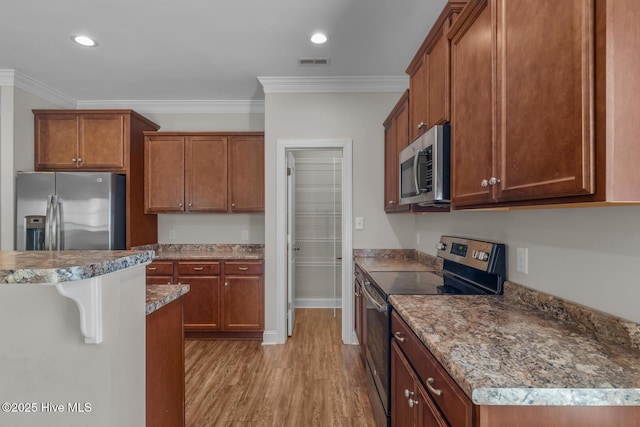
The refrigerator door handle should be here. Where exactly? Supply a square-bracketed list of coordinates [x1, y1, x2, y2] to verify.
[52, 195, 61, 250]
[45, 195, 53, 250]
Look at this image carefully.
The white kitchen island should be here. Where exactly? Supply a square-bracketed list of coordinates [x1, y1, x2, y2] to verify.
[0, 250, 153, 427]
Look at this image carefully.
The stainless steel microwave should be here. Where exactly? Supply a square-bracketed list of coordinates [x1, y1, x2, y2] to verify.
[399, 123, 450, 206]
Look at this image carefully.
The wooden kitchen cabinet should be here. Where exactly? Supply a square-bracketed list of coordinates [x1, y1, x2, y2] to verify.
[449, 0, 640, 208]
[407, 2, 466, 142]
[144, 132, 264, 213]
[391, 311, 473, 427]
[383, 91, 410, 213]
[228, 135, 264, 212]
[223, 261, 264, 332]
[33, 109, 160, 248]
[146, 259, 264, 339]
[391, 342, 448, 427]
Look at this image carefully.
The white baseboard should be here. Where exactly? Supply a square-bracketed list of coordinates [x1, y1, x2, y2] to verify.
[295, 298, 342, 308]
[262, 330, 278, 345]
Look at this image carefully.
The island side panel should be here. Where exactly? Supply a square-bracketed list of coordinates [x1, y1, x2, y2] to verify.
[0, 266, 146, 427]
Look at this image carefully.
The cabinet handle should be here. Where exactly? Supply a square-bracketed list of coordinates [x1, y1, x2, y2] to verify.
[224, 282, 229, 287]
[426, 377, 443, 396]
[193, 267, 204, 271]
[231, 203, 236, 208]
[488, 177, 501, 186]
[393, 332, 406, 343]
[354, 291, 360, 297]
[188, 202, 192, 207]
[77, 158, 82, 162]
[404, 389, 414, 398]
[71, 158, 77, 162]
[354, 271, 360, 277]
[238, 267, 249, 271]
[178, 202, 183, 207]
[147, 267, 157, 271]
[388, 200, 395, 204]
[417, 121, 426, 130]
[481, 179, 489, 188]
[408, 398, 418, 408]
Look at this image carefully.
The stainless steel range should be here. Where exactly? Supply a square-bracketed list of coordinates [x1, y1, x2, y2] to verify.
[361, 236, 506, 427]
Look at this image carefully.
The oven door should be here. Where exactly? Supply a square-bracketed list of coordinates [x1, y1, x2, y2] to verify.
[362, 279, 390, 426]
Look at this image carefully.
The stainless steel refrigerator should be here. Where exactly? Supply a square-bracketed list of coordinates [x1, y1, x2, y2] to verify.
[16, 172, 126, 250]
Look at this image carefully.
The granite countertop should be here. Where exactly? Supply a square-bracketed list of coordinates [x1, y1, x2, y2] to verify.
[146, 284, 190, 315]
[390, 293, 640, 406]
[353, 248, 442, 272]
[134, 244, 264, 260]
[0, 250, 154, 284]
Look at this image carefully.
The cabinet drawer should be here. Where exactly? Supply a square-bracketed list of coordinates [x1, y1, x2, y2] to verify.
[146, 276, 174, 285]
[223, 261, 263, 275]
[177, 261, 220, 276]
[146, 261, 174, 276]
[391, 311, 473, 427]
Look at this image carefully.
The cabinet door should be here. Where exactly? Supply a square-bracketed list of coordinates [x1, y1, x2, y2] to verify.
[78, 114, 126, 169]
[409, 56, 429, 141]
[426, 29, 450, 128]
[145, 135, 185, 213]
[385, 93, 411, 213]
[495, 0, 594, 202]
[228, 136, 264, 212]
[223, 276, 264, 331]
[181, 275, 220, 330]
[391, 342, 417, 427]
[450, 0, 495, 206]
[34, 114, 78, 169]
[185, 136, 227, 212]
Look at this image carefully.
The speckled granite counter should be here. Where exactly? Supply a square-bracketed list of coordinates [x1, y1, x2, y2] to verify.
[353, 248, 441, 272]
[146, 284, 190, 315]
[390, 291, 640, 406]
[0, 250, 154, 284]
[134, 244, 264, 260]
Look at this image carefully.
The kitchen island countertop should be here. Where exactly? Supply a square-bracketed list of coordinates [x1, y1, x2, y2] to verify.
[134, 244, 264, 260]
[0, 250, 154, 284]
[146, 284, 190, 315]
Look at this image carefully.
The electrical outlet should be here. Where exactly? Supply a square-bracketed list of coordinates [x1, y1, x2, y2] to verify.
[168, 229, 176, 240]
[241, 229, 249, 241]
[416, 233, 421, 246]
[516, 247, 528, 274]
[355, 217, 364, 230]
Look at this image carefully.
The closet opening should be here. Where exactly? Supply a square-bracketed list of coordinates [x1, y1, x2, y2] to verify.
[287, 149, 343, 337]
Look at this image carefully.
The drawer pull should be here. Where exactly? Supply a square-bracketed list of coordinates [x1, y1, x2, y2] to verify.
[238, 267, 249, 271]
[404, 389, 414, 398]
[224, 282, 229, 287]
[147, 267, 157, 271]
[408, 398, 418, 408]
[193, 267, 204, 271]
[426, 377, 443, 396]
[393, 332, 406, 343]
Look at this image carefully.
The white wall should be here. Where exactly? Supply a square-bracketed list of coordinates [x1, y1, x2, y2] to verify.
[0, 87, 60, 249]
[141, 112, 266, 244]
[264, 92, 415, 331]
[413, 206, 640, 323]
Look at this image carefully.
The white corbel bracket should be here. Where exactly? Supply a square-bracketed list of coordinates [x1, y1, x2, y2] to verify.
[55, 278, 103, 344]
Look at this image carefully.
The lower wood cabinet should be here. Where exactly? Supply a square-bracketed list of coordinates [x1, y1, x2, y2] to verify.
[146, 296, 185, 427]
[146, 259, 264, 339]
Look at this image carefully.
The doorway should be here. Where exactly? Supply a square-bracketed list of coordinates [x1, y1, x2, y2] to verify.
[288, 150, 343, 334]
[276, 139, 354, 345]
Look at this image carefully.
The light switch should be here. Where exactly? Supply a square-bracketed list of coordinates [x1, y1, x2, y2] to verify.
[355, 217, 364, 230]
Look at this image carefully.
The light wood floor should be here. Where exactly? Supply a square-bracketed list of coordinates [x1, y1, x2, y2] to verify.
[184, 308, 376, 426]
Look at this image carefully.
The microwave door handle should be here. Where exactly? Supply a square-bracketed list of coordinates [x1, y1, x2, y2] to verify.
[413, 151, 420, 194]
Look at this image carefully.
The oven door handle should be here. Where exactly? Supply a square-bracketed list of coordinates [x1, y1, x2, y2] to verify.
[362, 281, 388, 313]
[413, 150, 420, 195]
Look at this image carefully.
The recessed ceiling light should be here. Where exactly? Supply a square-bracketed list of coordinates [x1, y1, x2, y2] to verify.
[310, 33, 328, 44]
[72, 35, 98, 47]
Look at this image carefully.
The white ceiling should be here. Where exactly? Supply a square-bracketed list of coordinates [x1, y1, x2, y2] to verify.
[0, 0, 447, 103]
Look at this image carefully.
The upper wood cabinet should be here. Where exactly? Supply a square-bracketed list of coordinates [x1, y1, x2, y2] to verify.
[33, 109, 161, 248]
[407, 2, 467, 142]
[383, 91, 410, 213]
[144, 132, 264, 214]
[449, 0, 640, 208]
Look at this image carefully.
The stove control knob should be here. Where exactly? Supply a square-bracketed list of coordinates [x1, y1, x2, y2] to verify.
[472, 250, 478, 259]
[436, 242, 447, 251]
[477, 251, 489, 261]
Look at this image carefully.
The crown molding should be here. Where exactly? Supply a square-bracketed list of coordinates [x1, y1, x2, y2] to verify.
[257, 76, 409, 94]
[0, 69, 77, 108]
[76, 99, 265, 114]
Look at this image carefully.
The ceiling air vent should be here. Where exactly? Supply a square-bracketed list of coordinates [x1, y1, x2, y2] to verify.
[298, 58, 329, 66]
